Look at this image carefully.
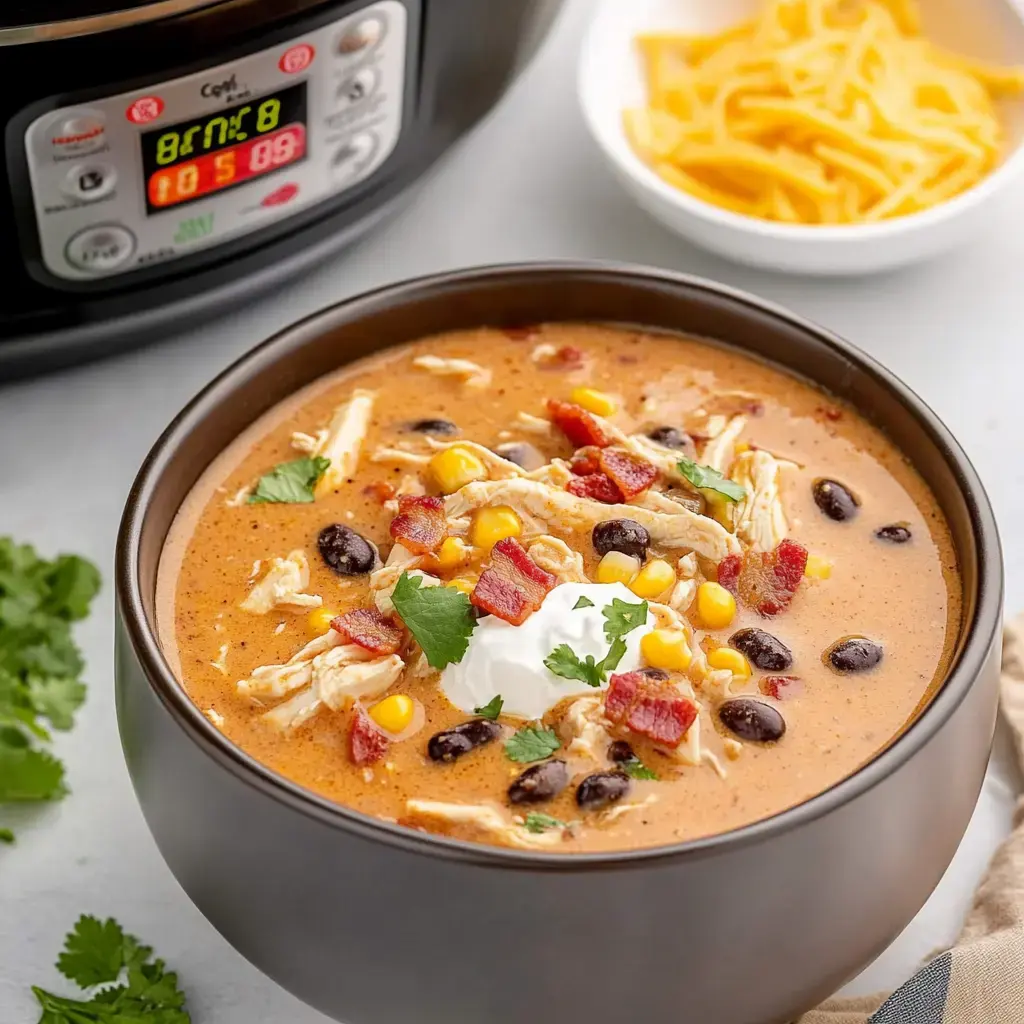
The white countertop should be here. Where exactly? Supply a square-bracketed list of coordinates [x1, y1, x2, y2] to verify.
[2, 2, 1022, 1019]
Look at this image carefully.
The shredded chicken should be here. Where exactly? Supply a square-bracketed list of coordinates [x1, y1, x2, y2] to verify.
[701, 415, 747, 474]
[370, 448, 431, 468]
[225, 485, 251, 507]
[261, 686, 322, 731]
[204, 708, 225, 728]
[315, 389, 377, 495]
[405, 800, 564, 849]
[515, 411, 553, 434]
[669, 553, 701, 612]
[423, 437, 526, 479]
[412, 355, 492, 388]
[602, 794, 659, 823]
[530, 343, 557, 362]
[445, 478, 740, 560]
[649, 601, 688, 631]
[527, 536, 588, 583]
[525, 459, 573, 489]
[665, 678, 704, 767]
[316, 651, 404, 711]
[241, 550, 322, 614]
[369, 543, 423, 614]
[291, 429, 327, 454]
[730, 449, 789, 551]
[562, 696, 612, 763]
[210, 644, 229, 675]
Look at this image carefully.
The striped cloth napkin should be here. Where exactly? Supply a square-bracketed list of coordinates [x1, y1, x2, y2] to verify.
[801, 617, 1024, 1024]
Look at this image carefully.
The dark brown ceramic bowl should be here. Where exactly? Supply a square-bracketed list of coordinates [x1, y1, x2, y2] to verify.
[115, 263, 1002, 1024]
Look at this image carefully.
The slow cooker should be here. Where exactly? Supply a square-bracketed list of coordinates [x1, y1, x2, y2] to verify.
[0, 0, 562, 378]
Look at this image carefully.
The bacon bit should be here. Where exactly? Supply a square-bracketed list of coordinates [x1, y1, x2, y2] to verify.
[566, 473, 624, 504]
[742, 400, 766, 417]
[760, 676, 803, 700]
[363, 481, 396, 504]
[389, 494, 447, 554]
[605, 671, 698, 747]
[817, 405, 843, 422]
[471, 537, 556, 625]
[331, 607, 404, 654]
[350, 705, 389, 765]
[547, 400, 611, 449]
[570, 447, 602, 476]
[716, 539, 808, 617]
[598, 449, 659, 500]
[553, 345, 584, 368]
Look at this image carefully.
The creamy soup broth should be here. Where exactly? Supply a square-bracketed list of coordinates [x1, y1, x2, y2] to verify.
[157, 325, 961, 853]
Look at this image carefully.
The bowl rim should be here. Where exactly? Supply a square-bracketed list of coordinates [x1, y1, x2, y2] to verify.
[116, 260, 1003, 871]
[577, 2, 1024, 242]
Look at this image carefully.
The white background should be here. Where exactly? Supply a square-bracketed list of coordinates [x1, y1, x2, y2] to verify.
[1, 1, 1021, 1020]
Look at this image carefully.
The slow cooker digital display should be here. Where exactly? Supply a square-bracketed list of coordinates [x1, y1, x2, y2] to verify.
[140, 83, 309, 212]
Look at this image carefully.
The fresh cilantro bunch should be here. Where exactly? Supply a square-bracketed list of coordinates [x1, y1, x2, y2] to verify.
[33, 915, 191, 1023]
[545, 597, 648, 687]
[0, 538, 100, 819]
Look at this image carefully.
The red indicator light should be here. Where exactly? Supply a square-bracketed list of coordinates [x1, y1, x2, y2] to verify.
[126, 96, 165, 124]
[279, 44, 315, 74]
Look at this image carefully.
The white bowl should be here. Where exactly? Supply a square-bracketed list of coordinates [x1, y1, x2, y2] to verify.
[578, 0, 1024, 275]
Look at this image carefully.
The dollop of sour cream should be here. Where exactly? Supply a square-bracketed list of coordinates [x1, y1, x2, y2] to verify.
[441, 582, 654, 720]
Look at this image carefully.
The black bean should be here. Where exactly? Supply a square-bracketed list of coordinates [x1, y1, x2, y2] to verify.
[317, 524, 378, 576]
[409, 418, 459, 435]
[812, 479, 860, 522]
[508, 760, 569, 804]
[730, 628, 793, 672]
[718, 698, 786, 743]
[592, 519, 650, 561]
[427, 719, 501, 762]
[638, 667, 669, 681]
[826, 637, 883, 674]
[646, 426, 695, 457]
[876, 523, 912, 544]
[607, 740, 636, 763]
[576, 771, 631, 811]
[493, 441, 546, 471]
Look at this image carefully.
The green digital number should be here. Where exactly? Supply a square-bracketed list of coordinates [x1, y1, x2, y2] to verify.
[180, 124, 201, 158]
[229, 105, 251, 142]
[256, 98, 281, 133]
[155, 132, 179, 166]
[203, 116, 229, 150]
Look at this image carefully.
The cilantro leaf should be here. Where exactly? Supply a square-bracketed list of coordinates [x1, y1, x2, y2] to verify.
[572, 595, 594, 610]
[505, 725, 561, 763]
[474, 695, 504, 720]
[621, 758, 659, 781]
[676, 457, 746, 502]
[0, 746, 66, 802]
[523, 813, 567, 833]
[248, 456, 330, 504]
[599, 637, 627, 676]
[391, 572, 476, 669]
[57, 916, 151, 988]
[544, 644, 602, 687]
[602, 598, 649, 642]
[34, 916, 191, 1023]
[27, 676, 86, 732]
[0, 828, 13, 844]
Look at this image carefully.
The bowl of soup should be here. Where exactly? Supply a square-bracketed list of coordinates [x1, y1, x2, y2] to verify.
[116, 262, 1002, 1024]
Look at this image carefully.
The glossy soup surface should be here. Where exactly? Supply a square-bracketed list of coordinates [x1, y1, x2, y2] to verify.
[157, 325, 961, 853]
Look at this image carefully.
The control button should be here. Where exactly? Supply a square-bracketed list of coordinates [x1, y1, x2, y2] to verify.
[331, 131, 378, 181]
[335, 67, 379, 110]
[261, 182, 300, 207]
[65, 225, 136, 274]
[337, 15, 386, 55]
[50, 112, 106, 155]
[126, 95, 165, 125]
[279, 43, 315, 74]
[62, 163, 117, 202]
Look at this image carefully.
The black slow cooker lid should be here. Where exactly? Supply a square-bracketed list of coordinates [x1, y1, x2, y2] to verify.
[0, 0, 225, 31]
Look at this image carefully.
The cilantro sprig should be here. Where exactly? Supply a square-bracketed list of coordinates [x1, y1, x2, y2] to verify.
[505, 725, 561, 763]
[544, 638, 626, 687]
[621, 758, 659, 781]
[32, 915, 191, 1023]
[474, 695, 504, 720]
[248, 456, 330, 504]
[602, 598, 649, 642]
[572, 595, 594, 610]
[523, 813, 567, 834]
[0, 538, 100, 830]
[391, 572, 477, 669]
[676, 458, 746, 502]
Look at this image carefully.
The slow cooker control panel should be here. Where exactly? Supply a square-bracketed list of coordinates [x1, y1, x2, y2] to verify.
[22, 0, 406, 283]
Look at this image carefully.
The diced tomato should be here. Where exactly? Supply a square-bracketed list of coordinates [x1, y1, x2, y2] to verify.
[349, 705, 389, 765]
[570, 447, 602, 476]
[604, 671, 698, 748]
[471, 537, 556, 625]
[363, 481, 396, 504]
[598, 448, 659, 500]
[547, 399, 611, 449]
[716, 539, 808, 617]
[389, 494, 447, 554]
[330, 607, 404, 654]
[566, 473, 623, 504]
[553, 345, 584, 368]
[759, 676, 803, 700]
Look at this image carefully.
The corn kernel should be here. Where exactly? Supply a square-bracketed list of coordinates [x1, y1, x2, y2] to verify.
[595, 550, 641, 585]
[707, 646, 751, 678]
[470, 506, 522, 549]
[569, 386, 617, 417]
[428, 446, 488, 493]
[696, 581, 737, 630]
[446, 578, 476, 596]
[307, 607, 338, 635]
[640, 628, 692, 672]
[805, 554, 832, 579]
[734, 442, 751, 455]
[629, 558, 676, 599]
[369, 694, 415, 733]
[432, 536, 472, 570]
